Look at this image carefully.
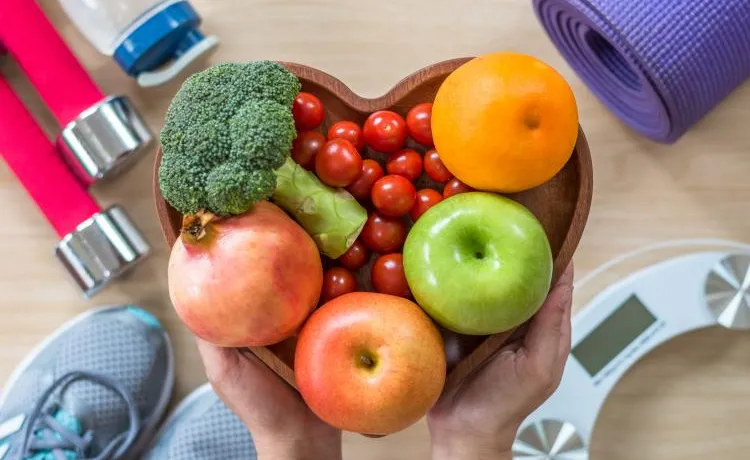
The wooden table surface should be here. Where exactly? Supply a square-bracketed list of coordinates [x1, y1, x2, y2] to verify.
[2, 1, 750, 458]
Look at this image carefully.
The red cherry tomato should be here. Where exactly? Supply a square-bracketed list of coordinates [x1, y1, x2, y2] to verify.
[371, 175, 417, 218]
[406, 103, 433, 146]
[327, 121, 365, 150]
[321, 267, 357, 302]
[409, 188, 443, 221]
[361, 212, 407, 253]
[443, 178, 475, 198]
[386, 149, 423, 182]
[291, 131, 326, 170]
[292, 92, 324, 131]
[424, 149, 453, 183]
[337, 240, 370, 271]
[371, 253, 411, 298]
[363, 110, 408, 154]
[345, 159, 384, 201]
[315, 139, 363, 187]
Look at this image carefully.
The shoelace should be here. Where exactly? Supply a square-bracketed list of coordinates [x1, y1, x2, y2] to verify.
[9, 371, 141, 460]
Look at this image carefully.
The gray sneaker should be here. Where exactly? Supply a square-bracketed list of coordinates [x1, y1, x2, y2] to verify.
[143, 384, 257, 460]
[0, 305, 174, 459]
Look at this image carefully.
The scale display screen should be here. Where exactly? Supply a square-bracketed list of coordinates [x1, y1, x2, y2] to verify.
[572, 295, 657, 377]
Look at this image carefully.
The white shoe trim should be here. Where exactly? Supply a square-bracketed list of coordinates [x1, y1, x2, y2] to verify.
[0, 414, 24, 442]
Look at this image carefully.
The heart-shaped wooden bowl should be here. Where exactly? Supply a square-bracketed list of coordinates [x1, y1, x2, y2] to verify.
[154, 58, 593, 402]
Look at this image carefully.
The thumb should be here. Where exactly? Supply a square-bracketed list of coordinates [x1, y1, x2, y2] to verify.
[196, 337, 299, 398]
[195, 337, 245, 391]
[523, 266, 574, 373]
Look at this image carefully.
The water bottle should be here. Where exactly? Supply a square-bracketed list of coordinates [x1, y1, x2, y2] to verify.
[58, 0, 219, 87]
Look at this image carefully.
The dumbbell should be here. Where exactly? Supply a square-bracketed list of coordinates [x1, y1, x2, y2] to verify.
[0, 0, 153, 295]
[0, 75, 150, 297]
[0, 0, 152, 185]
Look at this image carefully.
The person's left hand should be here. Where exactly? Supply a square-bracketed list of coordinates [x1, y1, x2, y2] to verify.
[196, 339, 342, 460]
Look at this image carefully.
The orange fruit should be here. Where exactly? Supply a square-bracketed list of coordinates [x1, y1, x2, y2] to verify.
[431, 52, 579, 193]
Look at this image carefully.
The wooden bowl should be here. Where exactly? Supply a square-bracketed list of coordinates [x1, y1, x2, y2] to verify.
[153, 58, 593, 399]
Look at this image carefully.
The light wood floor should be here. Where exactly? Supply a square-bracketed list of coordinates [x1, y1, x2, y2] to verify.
[2, 1, 750, 458]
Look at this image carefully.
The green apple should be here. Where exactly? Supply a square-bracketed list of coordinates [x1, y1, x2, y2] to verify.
[403, 192, 552, 335]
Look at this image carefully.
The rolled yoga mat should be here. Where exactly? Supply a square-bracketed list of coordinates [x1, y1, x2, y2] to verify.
[533, 0, 750, 143]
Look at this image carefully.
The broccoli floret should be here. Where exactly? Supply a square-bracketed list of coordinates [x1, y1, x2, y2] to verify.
[158, 62, 298, 216]
[158, 60, 368, 258]
[206, 163, 276, 215]
[162, 61, 300, 129]
[229, 100, 295, 171]
[241, 60, 302, 107]
[158, 119, 230, 213]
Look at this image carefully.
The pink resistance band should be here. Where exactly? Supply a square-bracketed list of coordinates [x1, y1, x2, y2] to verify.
[0, 0, 105, 126]
[0, 76, 100, 237]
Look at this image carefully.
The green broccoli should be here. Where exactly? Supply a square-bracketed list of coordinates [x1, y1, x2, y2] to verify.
[158, 61, 367, 258]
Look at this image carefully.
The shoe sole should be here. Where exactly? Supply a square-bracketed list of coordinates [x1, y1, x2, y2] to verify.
[141, 383, 214, 459]
[0, 305, 175, 458]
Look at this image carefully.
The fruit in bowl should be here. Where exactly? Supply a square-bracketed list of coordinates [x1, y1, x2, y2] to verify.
[432, 52, 579, 193]
[294, 292, 446, 435]
[168, 202, 323, 347]
[403, 192, 553, 335]
[154, 56, 592, 435]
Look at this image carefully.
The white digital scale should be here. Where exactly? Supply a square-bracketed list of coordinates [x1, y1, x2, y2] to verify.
[512, 242, 750, 459]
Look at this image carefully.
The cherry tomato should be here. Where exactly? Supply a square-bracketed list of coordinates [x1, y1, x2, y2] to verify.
[371, 175, 417, 218]
[443, 178, 475, 198]
[292, 92, 324, 131]
[315, 139, 363, 187]
[291, 131, 326, 170]
[338, 240, 370, 271]
[424, 149, 453, 183]
[409, 188, 443, 221]
[386, 149, 423, 182]
[345, 159, 384, 201]
[371, 253, 411, 298]
[406, 103, 433, 146]
[363, 110, 407, 154]
[321, 267, 357, 302]
[327, 121, 365, 150]
[361, 212, 407, 253]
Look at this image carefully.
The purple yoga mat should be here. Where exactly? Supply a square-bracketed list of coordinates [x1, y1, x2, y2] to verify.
[533, 0, 750, 143]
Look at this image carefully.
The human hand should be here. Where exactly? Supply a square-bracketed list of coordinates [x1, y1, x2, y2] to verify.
[427, 264, 574, 460]
[196, 340, 342, 460]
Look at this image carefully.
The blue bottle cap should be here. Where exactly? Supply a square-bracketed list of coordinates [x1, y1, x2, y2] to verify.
[114, 1, 216, 84]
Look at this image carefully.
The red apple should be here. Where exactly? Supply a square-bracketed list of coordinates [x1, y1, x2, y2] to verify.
[294, 292, 446, 435]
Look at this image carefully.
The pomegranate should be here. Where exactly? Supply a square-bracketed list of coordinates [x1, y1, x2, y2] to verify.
[168, 202, 323, 347]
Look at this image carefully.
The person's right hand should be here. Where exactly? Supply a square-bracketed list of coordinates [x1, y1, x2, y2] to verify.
[196, 340, 342, 460]
[427, 264, 574, 460]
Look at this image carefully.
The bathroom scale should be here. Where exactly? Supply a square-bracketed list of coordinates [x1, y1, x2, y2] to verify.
[512, 239, 750, 459]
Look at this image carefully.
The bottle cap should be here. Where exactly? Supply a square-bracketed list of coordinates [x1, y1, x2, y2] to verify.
[57, 96, 152, 185]
[113, 0, 218, 87]
[55, 206, 150, 298]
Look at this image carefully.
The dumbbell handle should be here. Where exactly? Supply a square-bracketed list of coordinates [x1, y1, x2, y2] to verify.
[0, 0, 105, 126]
[0, 76, 100, 237]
